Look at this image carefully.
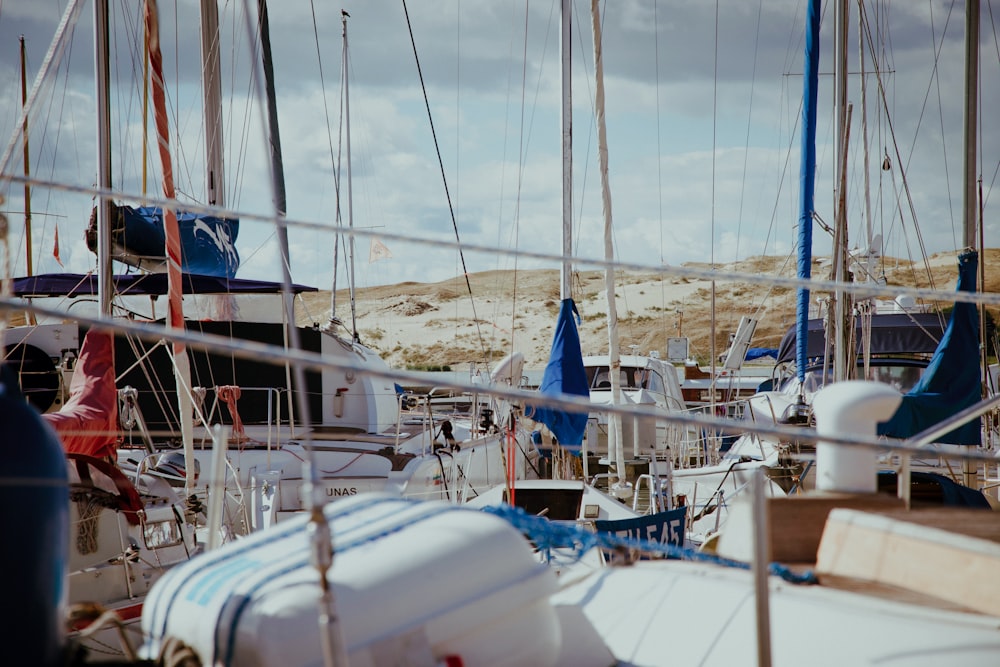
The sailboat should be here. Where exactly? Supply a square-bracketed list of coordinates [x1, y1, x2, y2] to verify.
[6, 1, 1000, 665]
[0, 2, 538, 659]
[2, 0, 538, 541]
[132, 4, 1000, 665]
[665, 0, 996, 544]
[470, 1, 695, 561]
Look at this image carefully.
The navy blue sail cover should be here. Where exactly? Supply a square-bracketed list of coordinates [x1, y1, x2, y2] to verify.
[878, 251, 981, 444]
[526, 298, 590, 451]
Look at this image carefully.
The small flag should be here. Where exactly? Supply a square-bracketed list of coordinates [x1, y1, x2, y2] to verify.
[53, 225, 63, 266]
[369, 237, 392, 263]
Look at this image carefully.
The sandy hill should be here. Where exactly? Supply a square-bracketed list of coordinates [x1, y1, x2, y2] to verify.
[297, 249, 1000, 371]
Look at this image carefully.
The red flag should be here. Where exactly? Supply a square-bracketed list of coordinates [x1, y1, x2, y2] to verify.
[53, 225, 63, 266]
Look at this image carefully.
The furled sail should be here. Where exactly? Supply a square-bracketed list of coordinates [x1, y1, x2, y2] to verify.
[525, 298, 590, 451]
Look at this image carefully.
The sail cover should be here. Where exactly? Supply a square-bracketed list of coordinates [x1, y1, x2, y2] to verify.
[878, 251, 981, 444]
[526, 298, 590, 451]
[87, 202, 240, 278]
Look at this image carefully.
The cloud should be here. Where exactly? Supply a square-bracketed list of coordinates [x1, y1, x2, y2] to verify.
[0, 0, 996, 293]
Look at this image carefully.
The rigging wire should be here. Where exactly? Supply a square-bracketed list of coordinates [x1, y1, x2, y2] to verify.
[452, 1, 466, 362]
[400, 0, 489, 365]
[307, 0, 344, 323]
[858, 3, 941, 302]
[709, 0, 718, 386]
[501, 0, 531, 367]
[927, 0, 959, 251]
[735, 0, 765, 271]
[653, 1, 668, 346]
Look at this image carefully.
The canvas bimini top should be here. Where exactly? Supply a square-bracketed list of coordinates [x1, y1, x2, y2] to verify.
[12, 272, 318, 298]
[775, 311, 947, 366]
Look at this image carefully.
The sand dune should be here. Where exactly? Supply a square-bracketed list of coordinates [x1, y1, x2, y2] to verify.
[297, 250, 998, 371]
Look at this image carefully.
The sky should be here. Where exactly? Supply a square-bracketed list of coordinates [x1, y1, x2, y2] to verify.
[0, 0, 997, 303]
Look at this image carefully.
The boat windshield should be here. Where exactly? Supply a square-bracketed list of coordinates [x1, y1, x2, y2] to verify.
[780, 361, 926, 395]
[586, 366, 660, 391]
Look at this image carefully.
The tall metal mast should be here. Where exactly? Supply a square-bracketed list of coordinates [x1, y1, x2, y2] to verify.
[962, 0, 979, 249]
[200, 0, 225, 208]
[94, 0, 113, 316]
[19, 37, 32, 277]
[560, 0, 572, 301]
[832, 0, 850, 383]
[343, 11, 358, 341]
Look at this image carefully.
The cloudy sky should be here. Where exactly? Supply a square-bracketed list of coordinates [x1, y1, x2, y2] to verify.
[0, 0, 997, 299]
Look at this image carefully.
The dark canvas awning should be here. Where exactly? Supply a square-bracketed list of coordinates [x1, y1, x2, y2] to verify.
[12, 273, 317, 297]
[775, 312, 947, 365]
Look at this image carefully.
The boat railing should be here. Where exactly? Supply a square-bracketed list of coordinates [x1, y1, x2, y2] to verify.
[681, 484, 730, 536]
[198, 385, 286, 448]
[631, 472, 671, 514]
[672, 400, 747, 469]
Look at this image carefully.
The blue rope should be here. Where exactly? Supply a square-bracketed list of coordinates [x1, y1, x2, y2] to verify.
[480, 504, 818, 586]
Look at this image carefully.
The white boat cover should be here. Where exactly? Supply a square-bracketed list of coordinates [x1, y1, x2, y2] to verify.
[141, 494, 562, 667]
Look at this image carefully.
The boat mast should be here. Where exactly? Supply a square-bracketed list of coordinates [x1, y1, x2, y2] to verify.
[857, 2, 874, 381]
[19, 37, 32, 277]
[343, 11, 358, 341]
[561, 0, 584, 481]
[257, 1, 286, 217]
[142, 18, 150, 194]
[144, 0, 197, 496]
[200, 0, 225, 208]
[95, 0, 113, 316]
[590, 0, 627, 495]
[256, 0, 300, 439]
[832, 0, 850, 383]
[795, 0, 820, 389]
[962, 0, 979, 251]
[252, 3, 347, 664]
[963, 0, 980, 489]
[560, 0, 572, 302]
[200, 0, 235, 323]
[857, 4, 874, 264]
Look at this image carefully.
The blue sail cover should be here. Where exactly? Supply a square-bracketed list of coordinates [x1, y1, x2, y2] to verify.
[878, 251, 981, 444]
[745, 347, 777, 362]
[104, 205, 240, 278]
[526, 298, 590, 452]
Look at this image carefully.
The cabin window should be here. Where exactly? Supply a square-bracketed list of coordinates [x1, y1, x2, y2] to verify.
[867, 364, 923, 392]
[589, 367, 626, 389]
[144, 518, 184, 549]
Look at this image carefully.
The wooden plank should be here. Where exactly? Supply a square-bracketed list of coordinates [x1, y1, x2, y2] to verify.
[816, 508, 1000, 617]
[766, 492, 905, 564]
